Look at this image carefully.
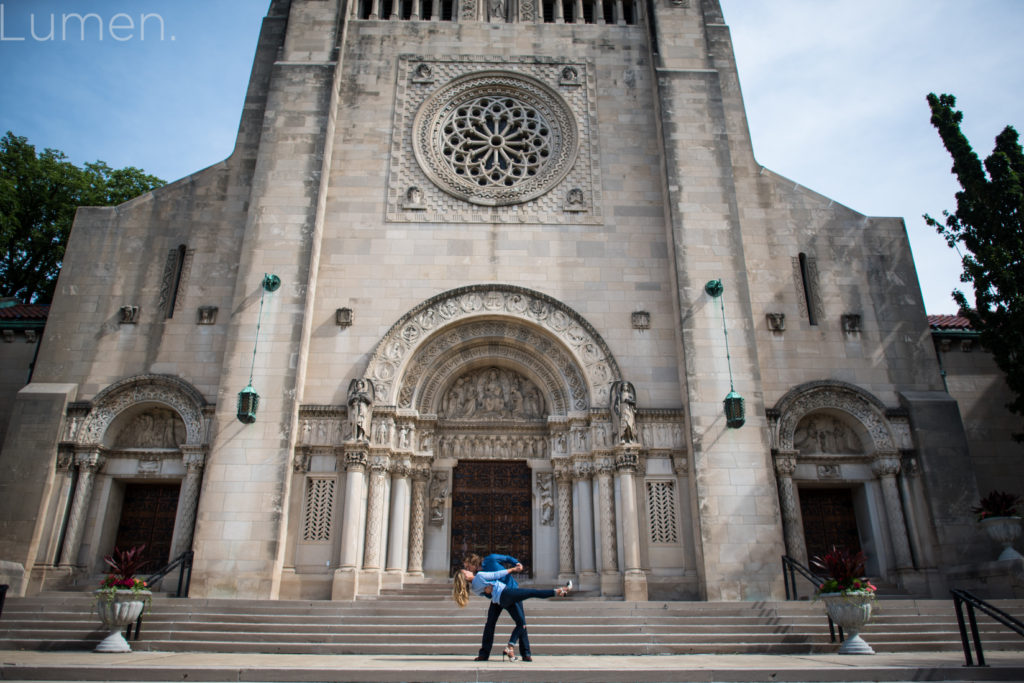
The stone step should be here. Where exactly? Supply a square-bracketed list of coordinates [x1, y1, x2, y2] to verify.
[2, 594, 1021, 657]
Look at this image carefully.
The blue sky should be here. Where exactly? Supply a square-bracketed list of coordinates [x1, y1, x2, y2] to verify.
[1, 1, 1022, 314]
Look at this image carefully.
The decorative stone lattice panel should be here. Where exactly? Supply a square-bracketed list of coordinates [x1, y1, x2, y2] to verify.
[647, 480, 679, 544]
[302, 477, 336, 542]
[366, 285, 620, 411]
[388, 56, 602, 224]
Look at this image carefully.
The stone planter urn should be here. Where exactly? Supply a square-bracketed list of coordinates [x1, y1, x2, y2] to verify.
[819, 592, 875, 654]
[980, 516, 1023, 561]
[93, 589, 151, 652]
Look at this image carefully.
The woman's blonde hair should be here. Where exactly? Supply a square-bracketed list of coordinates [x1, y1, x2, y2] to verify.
[452, 570, 470, 608]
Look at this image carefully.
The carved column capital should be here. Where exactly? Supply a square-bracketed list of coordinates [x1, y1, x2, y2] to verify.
[75, 448, 105, 472]
[774, 451, 798, 477]
[595, 455, 615, 476]
[614, 446, 640, 474]
[553, 458, 574, 483]
[871, 453, 901, 478]
[672, 455, 688, 476]
[571, 454, 593, 480]
[345, 449, 369, 472]
[181, 446, 207, 472]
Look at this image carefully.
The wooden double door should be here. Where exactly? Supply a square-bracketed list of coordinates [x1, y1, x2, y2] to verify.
[112, 482, 180, 572]
[800, 487, 862, 563]
[450, 460, 533, 576]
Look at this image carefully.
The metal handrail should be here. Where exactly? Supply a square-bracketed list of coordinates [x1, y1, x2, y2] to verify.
[951, 588, 1024, 666]
[780, 555, 844, 643]
[125, 551, 194, 641]
[0, 584, 7, 619]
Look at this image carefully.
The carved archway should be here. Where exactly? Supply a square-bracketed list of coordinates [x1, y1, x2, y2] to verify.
[365, 284, 621, 411]
[773, 380, 895, 454]
[76, 374, 208, 447]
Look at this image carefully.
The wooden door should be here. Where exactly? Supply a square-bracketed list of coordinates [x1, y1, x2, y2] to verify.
[112, 482, 180, 572]
[450, 460, 532, 575]
[800, 487, 862, 564]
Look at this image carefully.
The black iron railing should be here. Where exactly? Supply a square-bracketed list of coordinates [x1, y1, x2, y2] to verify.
[951, 588, 1024, 666]
[125, 550, 194, 641]
[781, 555, 844, 643]
[0, 584, 7, 619]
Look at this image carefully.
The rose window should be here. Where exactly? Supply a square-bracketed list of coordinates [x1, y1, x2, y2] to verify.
[442, 96, 552, 188]
[413, 71, 578, 206]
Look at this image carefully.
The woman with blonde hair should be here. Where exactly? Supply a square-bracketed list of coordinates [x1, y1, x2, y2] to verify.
[453, 564, 570, 661]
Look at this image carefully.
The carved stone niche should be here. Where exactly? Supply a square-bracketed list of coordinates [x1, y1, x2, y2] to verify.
[841, 314, 861, 335]
[197, 306, 218, 325]
[120, 305, 139, 324]
[336, 307, 353, 327]
[766, 312, 785, 333]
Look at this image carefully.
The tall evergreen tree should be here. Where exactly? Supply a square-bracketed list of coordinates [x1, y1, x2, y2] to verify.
[925, 93, 1024, 440]
[0, 132, 165, 303]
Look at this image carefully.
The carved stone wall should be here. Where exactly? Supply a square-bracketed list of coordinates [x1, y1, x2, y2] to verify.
[76, 375, 208, 447]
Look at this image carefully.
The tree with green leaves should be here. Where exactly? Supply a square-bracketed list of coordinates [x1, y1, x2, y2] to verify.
[0, 131, 165, 304]
[925, 93, 1024, 440]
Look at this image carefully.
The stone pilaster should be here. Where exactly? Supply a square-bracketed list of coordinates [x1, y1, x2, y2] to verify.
[170, 446, 207, 560]
[773, 451, 806, 565]
[406, 457, 431, 576]
[615, 446, 647, 600]
[572, 455, 598, 590]
[554, 459, 575, 582]
[384, 457, 411, 586]
[59, 449, 104, 567]
[872, 454, 914, 570]
[332, 445, 368, 600]
[595, 455, 621, 596]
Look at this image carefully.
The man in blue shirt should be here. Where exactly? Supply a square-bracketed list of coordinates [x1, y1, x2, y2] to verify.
[463, 552, 531, 661]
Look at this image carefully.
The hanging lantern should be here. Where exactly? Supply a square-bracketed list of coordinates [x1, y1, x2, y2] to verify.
[705, 279, 744, 429]
[723, 390, 745, 429]
[237, 384, 260, 424]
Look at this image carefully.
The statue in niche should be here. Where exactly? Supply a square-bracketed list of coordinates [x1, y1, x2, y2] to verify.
[347, 378, 375, 443]
[793, 415, 864, 455]
[113, 408, 186, 448]
[438, 367, 546, 419]
[610, 380, 638, 444]
[489, 0, 506, 21]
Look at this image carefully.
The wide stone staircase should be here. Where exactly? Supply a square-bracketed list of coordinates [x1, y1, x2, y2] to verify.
[1, 585, 1023, 656]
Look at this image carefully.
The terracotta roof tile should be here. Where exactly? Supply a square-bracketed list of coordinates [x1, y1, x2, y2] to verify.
[928, 314, 972, 330]
[0, 303, 50, 321]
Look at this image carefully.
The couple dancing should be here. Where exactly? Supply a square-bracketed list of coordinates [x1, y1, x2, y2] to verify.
[452, 552, 571, 662]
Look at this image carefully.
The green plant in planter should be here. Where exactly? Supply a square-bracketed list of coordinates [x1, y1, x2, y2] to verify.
[96, 545, 150, 603]
[971, 490, 1022, 521]
[811, 546, 877, 596]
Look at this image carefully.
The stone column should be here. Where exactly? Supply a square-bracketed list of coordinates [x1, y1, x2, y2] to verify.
[773, 451, 807, 565]
[59, 448, 104, 567]
[572, 456, 597, 590]
[554, 460, 575, 582]
[596, 455, 621, 596]
[360, 453, 391, 595]
[872, 454, 914, 570]
[170, 446, 206, 560]
[384, 457, 411, 586]
[332, 446, 368, 600]
[406, 458, 430, 577]
[615, 446, 647, 600]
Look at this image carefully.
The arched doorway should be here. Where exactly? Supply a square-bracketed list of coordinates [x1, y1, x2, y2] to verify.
[450, 460, 532, 573]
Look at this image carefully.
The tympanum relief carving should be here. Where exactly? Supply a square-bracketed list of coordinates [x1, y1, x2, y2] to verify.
[439, 367, 546, 420]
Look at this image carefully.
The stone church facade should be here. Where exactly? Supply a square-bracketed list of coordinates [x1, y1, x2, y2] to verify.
[0, 0, 1011, 601]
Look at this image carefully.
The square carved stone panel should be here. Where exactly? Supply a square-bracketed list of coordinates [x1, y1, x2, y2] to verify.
[387, 55, 602, 225]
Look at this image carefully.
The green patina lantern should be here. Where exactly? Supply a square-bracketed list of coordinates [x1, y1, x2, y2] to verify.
[705, 280, 745, 429]
[237, 384, 260, 424]
[236, 274, 280, 425]
[723, 390, 745, 429]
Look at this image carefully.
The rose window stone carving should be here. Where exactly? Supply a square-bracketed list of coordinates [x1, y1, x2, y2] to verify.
[413, 71, 578, 206]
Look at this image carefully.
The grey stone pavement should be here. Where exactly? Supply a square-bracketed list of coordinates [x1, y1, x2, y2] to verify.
[2, 650, 1024, 682]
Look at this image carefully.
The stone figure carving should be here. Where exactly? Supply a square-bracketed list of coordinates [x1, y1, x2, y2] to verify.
[793, 416, 863, 455]
[564, 187, 586, 212]
[113, 408, 187, 448]
[429, 472, 449, 525]
[347, 378, 375, 443]
[536, 472, 554, 525]
[438, 367, 546, 419]
[489, 0, 505, 21]
[402, 185, 425, 210]
[610, 380, 638, 444]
